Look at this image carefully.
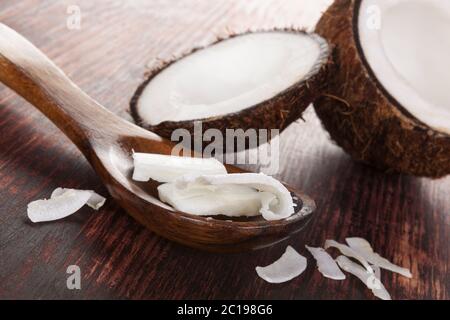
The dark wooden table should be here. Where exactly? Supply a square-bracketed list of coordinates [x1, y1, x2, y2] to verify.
[0, 0, 448, 300]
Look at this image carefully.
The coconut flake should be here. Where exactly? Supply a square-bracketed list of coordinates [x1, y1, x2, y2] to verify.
[256, 246, 307, 284]
[159, 173, 294, 220]
[85, 191, 107, 210]
[28, 188, 106, 223]
[158, 182, 274, 217]
[305, 245, 346, 280]
[132, 152, 227, 183]
[373, 265, 381, 280]
[345, 237, 412, 278]
[51, 188, 106, 210]
[336, 255, 391, 300]
[324, 240, 373, 273]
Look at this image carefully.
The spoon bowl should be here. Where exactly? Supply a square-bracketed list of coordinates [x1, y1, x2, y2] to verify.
[0, 23, 315, 252]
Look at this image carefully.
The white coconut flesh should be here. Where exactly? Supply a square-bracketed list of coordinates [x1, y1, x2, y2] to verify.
[336, 255, 392, 300]
[158, 173, 295, 221]
[256, 246, 308, 284]
[132, 152, 227, 183]
[136, 32, 325, 125]
[51, 188, 106, 210]
[358, 0, 450, 134]
[345, 237, 412, 278]
[27, 188, 106, 223]
[324, 239, 374, 273]
[305, 245, 346, 280]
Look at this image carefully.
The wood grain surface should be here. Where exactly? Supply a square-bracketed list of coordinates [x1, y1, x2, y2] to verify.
[0, 0, 448, 300]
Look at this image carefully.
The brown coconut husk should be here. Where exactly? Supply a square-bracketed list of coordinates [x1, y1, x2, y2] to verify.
[130, 29, 334, 152]
[315, 0, 450, 178]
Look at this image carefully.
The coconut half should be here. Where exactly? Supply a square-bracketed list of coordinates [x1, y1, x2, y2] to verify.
[315, 0, 450, 177]
[131, 30, 332, 146]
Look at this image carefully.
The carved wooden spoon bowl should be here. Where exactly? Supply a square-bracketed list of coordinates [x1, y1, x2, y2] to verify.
[0, 24, 315, 252]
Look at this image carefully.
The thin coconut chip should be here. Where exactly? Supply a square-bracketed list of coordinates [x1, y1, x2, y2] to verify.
[254, 237, 410, 300]
[324, 239, 374, 273]
[336, 255, 391, 301]
[345, 237, 412, 278]
[305, 245, 346, 280]
[256, 246, 307, 284]
[27, 188, 106, 223]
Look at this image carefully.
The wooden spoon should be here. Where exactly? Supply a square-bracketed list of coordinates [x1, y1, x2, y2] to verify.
[0, 24, 316, 252]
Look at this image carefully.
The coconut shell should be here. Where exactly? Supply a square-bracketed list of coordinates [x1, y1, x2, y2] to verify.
[315, 0, 450, 178]
[130, 29, 334, 151]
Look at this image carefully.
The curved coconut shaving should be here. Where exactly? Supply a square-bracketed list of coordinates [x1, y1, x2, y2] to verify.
[135, 32, 323, 125]
[305, 245, 346, 280]
[358, 0, 450, 134]
[372, 265, 381, 280]
[164, 173, 294, 220]
[158, 182, 276, 218]
[256, 246, 307, 284]
[27, 188, 106, 223]
[132, 152, 226, 183]
[324, 240, 373, 274]
[51, 188, 106, 210]
[345, 237, 412, 278]
[336, 255, 391, 300]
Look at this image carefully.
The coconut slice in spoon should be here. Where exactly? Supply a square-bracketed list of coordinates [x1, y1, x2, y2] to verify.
[315, 0, 450, 177]
[132, 152, 227, 183]
[130, 30, 332, 146]
[158, 173, 295, 221]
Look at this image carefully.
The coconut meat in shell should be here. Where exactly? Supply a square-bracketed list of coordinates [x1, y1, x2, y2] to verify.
[135, 31, 325, 125]
[358, 0, 450, 134]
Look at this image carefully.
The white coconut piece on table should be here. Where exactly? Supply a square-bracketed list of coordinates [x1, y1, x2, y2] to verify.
[256, 246, 307, 284]
[85, 191, 107, 210]
[324, 239, 374, 273]
[132, 152, 227, 183]
[372, 265, 381, 280]
[345, 237, 412, 278]
[28, 188, 106, 223]
[159, 173, 294, 220]
[305, 245, 346, 280]
[336, 255, 391, 301]
[51, 188, 106, 210]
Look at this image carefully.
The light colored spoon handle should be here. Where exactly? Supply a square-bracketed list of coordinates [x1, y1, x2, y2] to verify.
[0, 23, 128, 154]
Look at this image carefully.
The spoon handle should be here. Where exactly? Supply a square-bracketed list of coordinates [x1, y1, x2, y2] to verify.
[0, 23, 131, 155]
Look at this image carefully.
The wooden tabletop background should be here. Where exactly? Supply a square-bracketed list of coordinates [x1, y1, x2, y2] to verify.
[0, 0, 448, 300]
